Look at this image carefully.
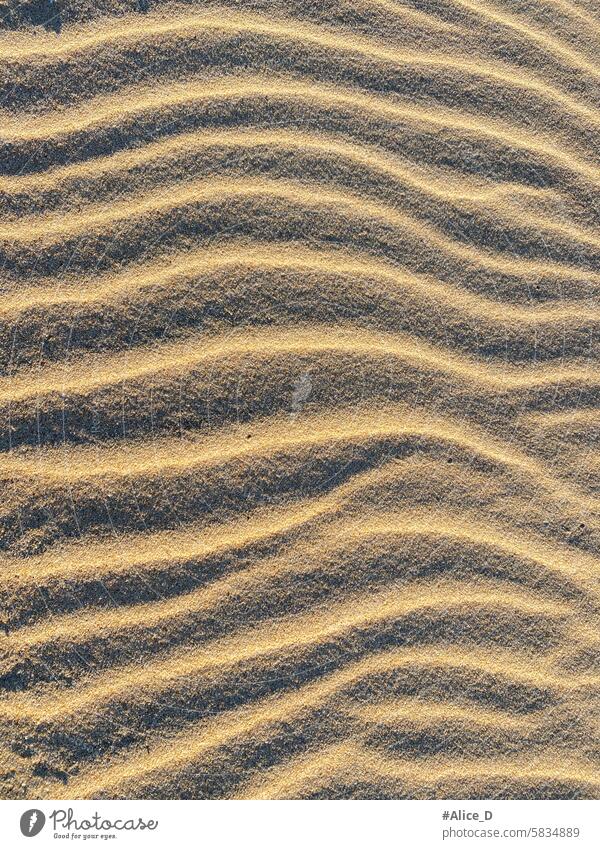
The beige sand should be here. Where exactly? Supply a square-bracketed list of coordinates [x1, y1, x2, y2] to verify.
[0, 0, 599, 799]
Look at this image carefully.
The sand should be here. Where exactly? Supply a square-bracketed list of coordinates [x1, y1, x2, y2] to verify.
[0, 0, 599, 800]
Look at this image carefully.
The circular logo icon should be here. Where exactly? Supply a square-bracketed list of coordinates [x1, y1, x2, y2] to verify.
[20, 810, 46, 837]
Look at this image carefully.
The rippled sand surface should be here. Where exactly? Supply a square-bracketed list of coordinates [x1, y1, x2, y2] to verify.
[1, 0, 600, 799]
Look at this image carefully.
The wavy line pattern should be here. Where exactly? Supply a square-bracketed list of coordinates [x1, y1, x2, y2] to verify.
[1, 0, 599, 801]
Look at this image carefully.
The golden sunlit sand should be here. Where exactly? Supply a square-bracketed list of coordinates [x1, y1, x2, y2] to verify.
[0, 0, 599, 800]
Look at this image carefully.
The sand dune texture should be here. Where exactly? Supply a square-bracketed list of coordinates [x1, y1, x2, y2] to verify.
[1, 0, 600, 800]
